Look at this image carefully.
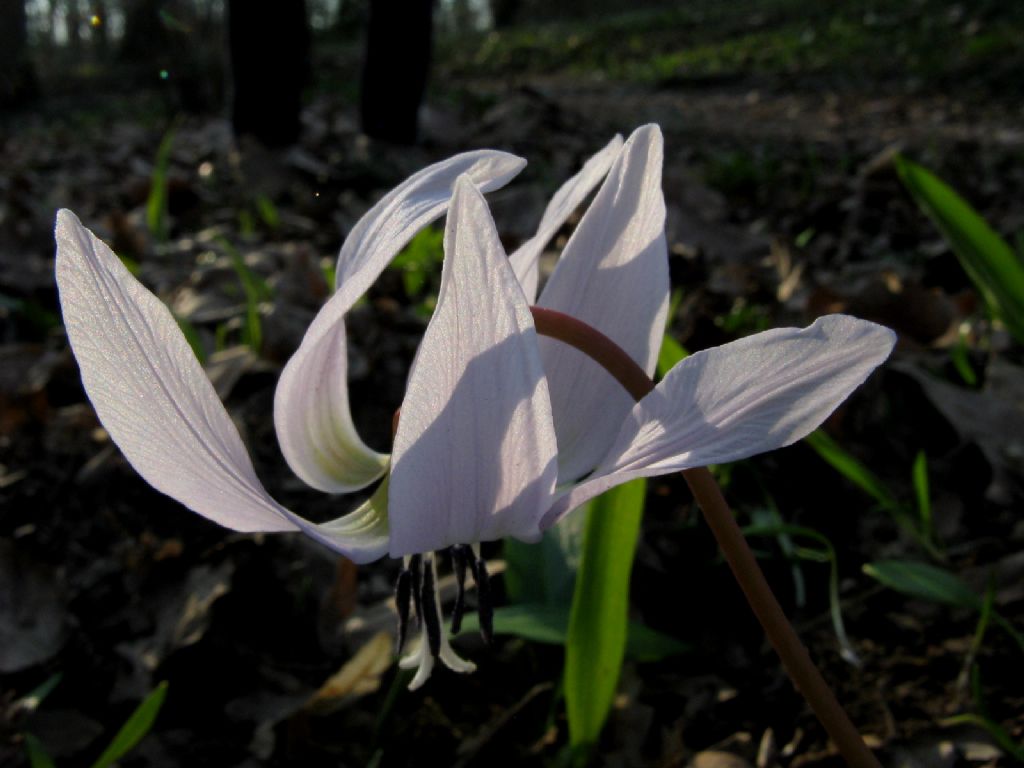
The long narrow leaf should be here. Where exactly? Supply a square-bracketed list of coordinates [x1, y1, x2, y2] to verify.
[806, 431, 945, 559]
[24, 734, 56, 768]
[564, 479, 646, 752]
[895, 155, 1024, 342]
[804, 430, 898, 512]
[459, 603, 688, 661]
[657, 334, 689, 379]
[911, 452, 933, 542]
[863, 560, 980, 609]
[146, 123, 178, 243]
[89, 681, 168, 768]
[744, 522, 860, 666]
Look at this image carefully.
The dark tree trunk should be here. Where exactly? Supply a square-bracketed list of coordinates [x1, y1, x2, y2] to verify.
[490, 0, 520, 28]
[227, 0, 311, 147]
[0, 0, 37, 108]
[119, 0, 166, 65]
[360, 0, 433, 145]
[66, 0, 82, 55]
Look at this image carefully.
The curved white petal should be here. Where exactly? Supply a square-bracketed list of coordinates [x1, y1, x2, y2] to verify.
[537, 125, 669, 483]
[388, 177, 558, 557]
[275, 150, 526, 494]
[541, 315, 896, 528]
[509, 134, 623, 302]
[55, 210, 389, 563]
[274, 316, 389, 493]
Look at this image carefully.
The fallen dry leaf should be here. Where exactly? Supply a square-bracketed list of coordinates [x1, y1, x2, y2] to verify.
[304, 630, 393, 716]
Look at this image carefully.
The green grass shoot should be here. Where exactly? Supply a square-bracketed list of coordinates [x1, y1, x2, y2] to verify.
[895, 154, 1024, 343]
[864, 560, 1024, 654]
[564, 479, 646, 755]
[911, 452, 933, 544]
[146, 122, 178, 244]
[216, 237, 272, 354]
[744, 520, 861, 666]
[88, 681, 168, 768]
[805, 430, 942, 558]
[458, 603, 686, 662]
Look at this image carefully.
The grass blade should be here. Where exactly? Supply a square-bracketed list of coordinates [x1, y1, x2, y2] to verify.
[146, 122, 178, 243]
[805, 431, 943, 559]
[744, 522, 860, 666]
[863, 560, 980, 609]
[804, 430, 898, 511]
[88, 681, 168, 768]
[564, 479, 646, 753]
[942, 713, 1024, 761]
[458, 603, 688, 661]
[911, 452, 933, 543]
[657, 334, 689, 378]
[895, 155, 1024, 342]
[24, 734, 56, 768]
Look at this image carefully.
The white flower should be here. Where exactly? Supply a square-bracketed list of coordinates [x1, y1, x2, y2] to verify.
[55, 126, 895, 689]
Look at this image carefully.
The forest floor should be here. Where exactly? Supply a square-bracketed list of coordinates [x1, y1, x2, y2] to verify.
[2, 1, 1023, 766]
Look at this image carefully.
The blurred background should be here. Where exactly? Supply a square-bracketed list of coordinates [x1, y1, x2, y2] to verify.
[1, 1, 1023, 766]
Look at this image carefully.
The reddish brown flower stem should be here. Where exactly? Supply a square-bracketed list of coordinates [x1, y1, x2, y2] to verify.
[530, 306, 881, 768]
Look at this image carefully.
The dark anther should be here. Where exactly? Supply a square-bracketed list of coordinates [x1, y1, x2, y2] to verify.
[409, 553, 423, 626]
[395, 568, 412, 652]
[420, 557, 442, 658]
[473, 554, 494, 645]
[449, 545, 469, 634]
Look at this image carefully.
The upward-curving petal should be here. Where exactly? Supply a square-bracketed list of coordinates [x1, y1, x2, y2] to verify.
[540, 315, 897, 529]
[55, 210, 389, 563]
[275, 151, 526, 494]
[388, 177, 559, 557]
[537, 124, 669, 483]
[509, 134, 623, 302]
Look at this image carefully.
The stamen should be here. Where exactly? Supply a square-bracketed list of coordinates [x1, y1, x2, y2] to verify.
[395, 567, 412, 653]
[449, 545, 469, 634]
[409, 553, 423, 626]
[420, 556, 442, 658]
[399, 550, 477, 691]
[469, 546, 494, 644]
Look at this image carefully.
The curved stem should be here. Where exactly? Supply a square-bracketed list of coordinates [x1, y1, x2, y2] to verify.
[530, 306, 881, 768]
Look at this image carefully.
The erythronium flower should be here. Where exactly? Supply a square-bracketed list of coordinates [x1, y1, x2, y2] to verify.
[55, 127, 896, 691]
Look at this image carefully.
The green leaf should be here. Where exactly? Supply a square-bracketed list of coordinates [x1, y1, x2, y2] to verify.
[895, 155, 1024, 343]
[24, 734, 56, 768]
[389, 227, 444, 299]
[20, 673, 63, 713]
[950, 332, 978, 387]
[744, 522, 860, 666]
[146, 122, 178, 243]
[253, 195, 280, 230]
[504, 513, 585, 607]
[656, 334, 689, 379]
[175, 314, 206, 365]
[804, 430, 899, 512]
[564, 479, 646, 751]
[88, 681, 168, 768]
[626, 621, 691, 662]
[863, 560, 981, 609]
[911, 452, 932, 542]
[217, 237, 272, 355]
[458, 603, 688, 662]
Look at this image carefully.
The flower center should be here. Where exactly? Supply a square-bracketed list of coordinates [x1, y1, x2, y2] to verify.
[393, 545, 493, 689]
[389, 307, 644, 688]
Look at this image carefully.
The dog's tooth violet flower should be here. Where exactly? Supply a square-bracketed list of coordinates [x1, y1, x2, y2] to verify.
[53, 149, 525, 569]
[56, 127, 895, 690]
